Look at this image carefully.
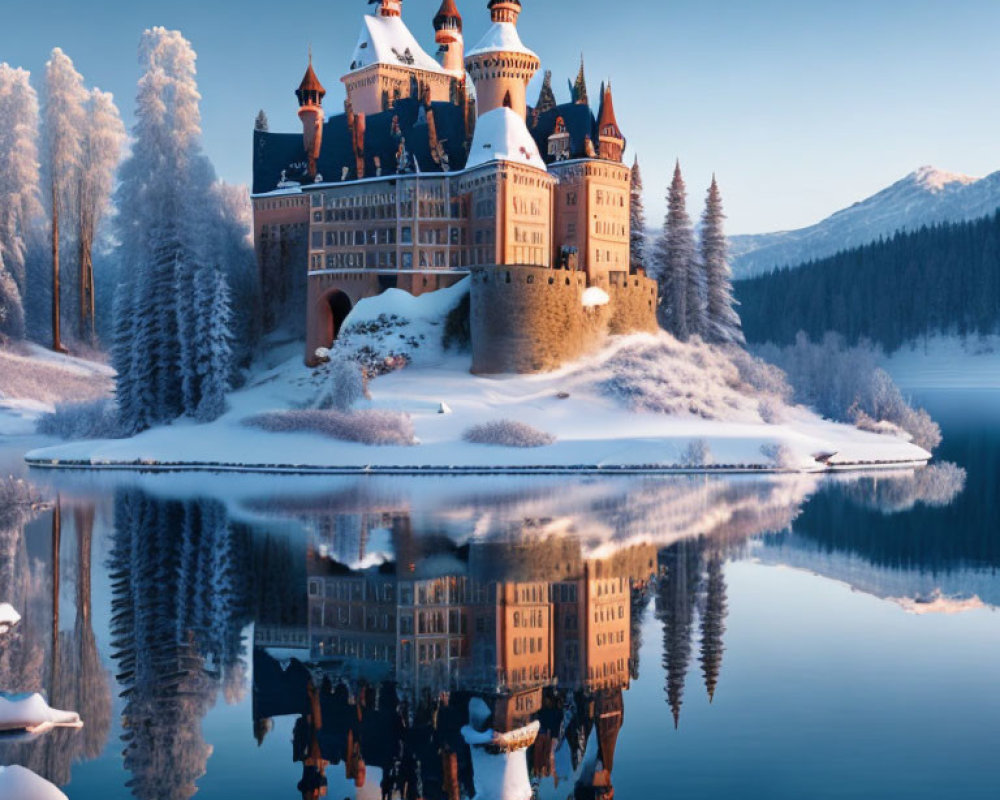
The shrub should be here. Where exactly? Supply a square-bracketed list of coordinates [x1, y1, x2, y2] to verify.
[0, 476, 46, 529]
[758, 397, 785, 425]
[760, 443, 797, 469]
[245, 409, 414, 446]
[680, 439, 713, 467]
[37, 397, 123, 441]
[442, 291, 471, 352]
[582, 335, 751, 420]
[463, 420, 556, 448]
[728, 346, 793, 402]
[313, 357, 366, 412]
[756, 332, 942, 451]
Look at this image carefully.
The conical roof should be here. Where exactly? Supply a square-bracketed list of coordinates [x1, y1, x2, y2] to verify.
[434, 0, 463, 31]
[296, 59, 326, 104]
[597, 83, 622, 138]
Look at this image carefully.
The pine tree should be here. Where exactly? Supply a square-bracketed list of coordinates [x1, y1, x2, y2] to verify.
[629, 156, 647, 275]
[654, 161, 696, 339]
[0, 251, 25, 339]
[254, 109, 269, 132]
[193, 265, 232, 422]
[115, 28, 236, 431]
[42, 48, 88, 353]
[535, 70, 557, 113]
[701, 177, 745, 346]
[0, 64, 42, 340]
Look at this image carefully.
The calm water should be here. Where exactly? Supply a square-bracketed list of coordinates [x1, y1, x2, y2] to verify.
[1, 391, 998, 800]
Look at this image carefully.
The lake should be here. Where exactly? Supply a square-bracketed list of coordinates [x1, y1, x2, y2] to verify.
[1, 390, 998, 800]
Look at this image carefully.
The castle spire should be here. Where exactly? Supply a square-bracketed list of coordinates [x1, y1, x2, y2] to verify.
[597, 81, 625, 162]
[434, 0, 465, 74]
[296, 53, 326, 180]
[571, 54, 589, 106]
[535, 70, 557, 113]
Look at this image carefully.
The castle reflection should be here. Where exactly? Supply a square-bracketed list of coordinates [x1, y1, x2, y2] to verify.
[253, 509, 729, 800]
[0, 463, 976, 799]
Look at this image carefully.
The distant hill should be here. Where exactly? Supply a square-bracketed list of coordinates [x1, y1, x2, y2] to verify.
[730, 166, 1000, 279]
[735, 209, 1000, 352]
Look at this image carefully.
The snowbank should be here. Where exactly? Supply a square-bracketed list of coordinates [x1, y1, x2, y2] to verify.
[25, 287, 931, 475]
[0, 603, 20, 633]
[0, 343, 113, 436]
[0, 693, 83, 735]
[0, 766, 68, 800]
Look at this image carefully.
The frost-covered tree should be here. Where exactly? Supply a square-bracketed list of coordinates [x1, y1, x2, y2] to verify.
[42, 48, 88, 353]
[701, 176, 745, 346]
[193, 265, 232, 422]
[629, 156, 646, 275]
[0, 64, 42, 339]
[254, 109, 269, 132]
[76, 89, 125, 342]
[654, 161, 697, 339]
[114, 28, 236, 432]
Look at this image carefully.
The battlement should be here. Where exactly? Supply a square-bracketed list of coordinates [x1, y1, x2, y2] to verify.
[469, 265, 657, 374]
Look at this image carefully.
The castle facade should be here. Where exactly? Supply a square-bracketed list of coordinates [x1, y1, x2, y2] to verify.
[252, 0, 658, 372]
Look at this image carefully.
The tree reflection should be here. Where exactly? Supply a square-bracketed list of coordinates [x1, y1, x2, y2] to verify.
[109, 490, 252, 800]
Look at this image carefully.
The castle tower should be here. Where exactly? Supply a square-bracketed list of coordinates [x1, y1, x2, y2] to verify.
[434, 0, 465, 74]
[596, 82, 625, 162]
[466, 0, 540, 119]
[375, 0, 402, 17]
[296, 54, 326, 180]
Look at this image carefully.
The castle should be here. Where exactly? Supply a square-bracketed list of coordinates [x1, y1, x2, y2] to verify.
[252, 0, 658, 372]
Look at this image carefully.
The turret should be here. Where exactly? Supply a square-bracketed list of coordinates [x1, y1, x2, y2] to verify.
[596, 82, 625, 162]
[488, 0, 521, 23]
[372, 0, 402, 17]
[296, 54, 326, 180]
[434, 0, 465, 74]
[466, 0, 539, 119]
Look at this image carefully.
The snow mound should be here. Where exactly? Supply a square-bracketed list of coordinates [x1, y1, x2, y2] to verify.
[581, 287, 610, 307]
[0, 693, 83, 735]
[466, 108, 544, 170]
[351, 13, 445, 74]
[467, 21, 538, 59]
[0, 603, 20, 633]
[0, 766, 68, 800]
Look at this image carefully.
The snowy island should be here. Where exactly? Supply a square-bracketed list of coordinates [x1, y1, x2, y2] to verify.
[23, 281, 932, 476]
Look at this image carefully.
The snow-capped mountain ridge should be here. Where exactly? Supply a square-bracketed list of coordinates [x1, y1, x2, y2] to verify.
[731, 166, 1000, 279]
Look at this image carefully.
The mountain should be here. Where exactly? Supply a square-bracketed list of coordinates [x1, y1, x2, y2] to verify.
[730, 166, 1000, 279]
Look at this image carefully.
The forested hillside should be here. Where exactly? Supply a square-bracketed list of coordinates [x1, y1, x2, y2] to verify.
[736, 210, 1000, 351]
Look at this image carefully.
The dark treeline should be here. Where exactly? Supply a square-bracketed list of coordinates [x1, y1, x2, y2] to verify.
[736, 210, 1000, 350]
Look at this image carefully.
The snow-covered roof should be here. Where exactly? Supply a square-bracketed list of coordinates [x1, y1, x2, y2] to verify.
[466, 107, 545, 171]
[350, 13, 446, 75]
[466, 21, 538, 59]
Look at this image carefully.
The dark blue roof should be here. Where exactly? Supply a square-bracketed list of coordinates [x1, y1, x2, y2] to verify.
[253, 97, 471, 195]
[528, 101, 598, 164]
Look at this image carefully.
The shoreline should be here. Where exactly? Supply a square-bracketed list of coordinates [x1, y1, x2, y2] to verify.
[23, 456, 930, 477]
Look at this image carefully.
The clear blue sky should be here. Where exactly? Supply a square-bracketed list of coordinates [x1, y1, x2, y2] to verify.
[2, 0, 998, 234]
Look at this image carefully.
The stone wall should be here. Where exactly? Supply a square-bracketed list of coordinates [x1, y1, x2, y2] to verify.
[469, 266, 658, 374]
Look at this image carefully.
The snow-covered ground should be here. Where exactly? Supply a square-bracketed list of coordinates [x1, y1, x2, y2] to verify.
[24, 285, 931, 475]
[0, 343, 114, 435]
[881, 335, 1000, 390]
